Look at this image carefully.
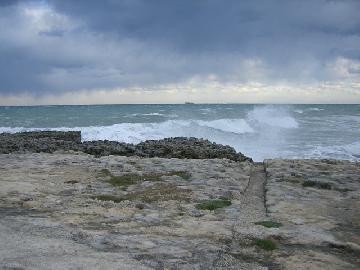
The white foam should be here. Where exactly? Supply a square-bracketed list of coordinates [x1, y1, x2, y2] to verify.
[343, 141, 360, 156]
[308, 108, 324, 111]
[304, 141, 360, 161]
[196, 119, 254, 134]
[131, 113, 165, 116]
[79, 119, 254, 142]
[141, 113, 165, 116]
[2, 105, 358, 162]
[0, 118, 254, 144]
[247, 106, 299, 129]
[0, 127, 32, 133]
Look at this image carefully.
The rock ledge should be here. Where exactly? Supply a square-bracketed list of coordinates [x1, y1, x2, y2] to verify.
[0, 131, 251, 162]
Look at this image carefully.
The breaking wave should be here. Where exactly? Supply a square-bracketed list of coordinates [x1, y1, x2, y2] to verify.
[0, 106, 299, 142]
[2, 105, 359, 162]
[247, 106, 299, 128]
[0, 106, 302, 161]
[0, 118, 254, 143]
[196, 119, 254, 134]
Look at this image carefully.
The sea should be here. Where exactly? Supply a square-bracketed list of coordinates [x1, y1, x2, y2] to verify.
[0, 104, 359, 162]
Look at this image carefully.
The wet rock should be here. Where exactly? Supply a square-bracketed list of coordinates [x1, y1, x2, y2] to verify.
[0, 131, 252, 162]
[81, 140, 136, 157]
[0, 131, 81, 154]
[136, 137, 252, 162]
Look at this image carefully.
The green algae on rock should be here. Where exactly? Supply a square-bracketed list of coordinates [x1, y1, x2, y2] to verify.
[254, 221, 282, 228]
[195, 199, 232, 210]
[254, 238, 277, 251]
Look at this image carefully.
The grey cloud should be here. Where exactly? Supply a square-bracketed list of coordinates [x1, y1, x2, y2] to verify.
[38, 30, 65, 37]
[0, 0, 23, 7]
[0, 0, 359, 95]
[49, 0, 360, 51]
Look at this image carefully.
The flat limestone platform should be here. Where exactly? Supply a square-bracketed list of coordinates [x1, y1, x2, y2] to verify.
[0, 153, 359, 269]
[264, 159, 360, 269]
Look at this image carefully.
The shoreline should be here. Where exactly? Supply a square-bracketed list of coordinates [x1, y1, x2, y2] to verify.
[0, 132, 359, 269]
[0, 131, 251, 162]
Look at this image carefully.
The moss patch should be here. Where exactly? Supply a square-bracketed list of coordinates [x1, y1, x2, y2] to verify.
[64, 180, 79, 184]
[95, 168, 193, 203]
[125, 183, 191, 203]
[98, 168, 112, 177]
[335, 187, 354, 193]
[108, 173, 162, 187]
[302, 180, 332, 189]
[135, 203, 145, 210]
[277, 177, 301, 184]
[254, 238, 277, 251]
[166, 171, 191, 180]
[302, 180, 316, 187]
[196, 199, 231, 210]
[94, 194, 124, 203]
[99, 169, 191, 187]
[254, 221, 282, 228]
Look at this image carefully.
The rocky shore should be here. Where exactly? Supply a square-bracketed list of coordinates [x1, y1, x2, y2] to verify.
[0, 131, 251, 162]
[0, 132, 359, 269]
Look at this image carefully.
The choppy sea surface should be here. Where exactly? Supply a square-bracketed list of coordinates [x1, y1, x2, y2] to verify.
[0, 104, 359, 162]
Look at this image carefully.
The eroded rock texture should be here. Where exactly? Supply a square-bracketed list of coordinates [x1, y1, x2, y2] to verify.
[0, 153, 358, 269]
[265, 159, 360, 269]
[0, 131, 251, 162]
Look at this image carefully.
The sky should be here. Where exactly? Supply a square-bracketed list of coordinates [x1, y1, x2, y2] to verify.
[0, 0, 359, 105]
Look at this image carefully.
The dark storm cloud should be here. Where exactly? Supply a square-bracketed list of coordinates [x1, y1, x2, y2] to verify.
[0, 0, 359, 94]
[0, 0, 22, 7]
[50, 0, 360, 51]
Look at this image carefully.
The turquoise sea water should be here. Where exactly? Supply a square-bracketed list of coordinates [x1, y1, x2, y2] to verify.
[0, 104, 359, 161]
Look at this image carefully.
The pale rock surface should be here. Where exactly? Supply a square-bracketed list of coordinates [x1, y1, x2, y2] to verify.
[0, 153, 359, 269]
[264, 159, 360, 269]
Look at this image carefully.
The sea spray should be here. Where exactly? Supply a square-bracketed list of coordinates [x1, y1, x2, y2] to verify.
[0, 104, 359, 162]
[246, 105, 299, 129]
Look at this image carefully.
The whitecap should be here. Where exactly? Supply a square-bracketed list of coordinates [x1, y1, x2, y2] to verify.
[196, 119, 254, 134]
[308, 108, 324, 111]
[304, 141, 360, 161]
[141, 113, 165, 116]
[247, 106, 299, 129]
